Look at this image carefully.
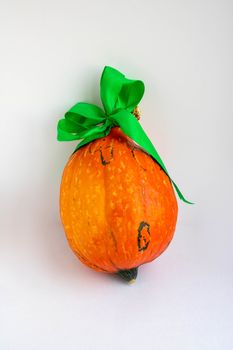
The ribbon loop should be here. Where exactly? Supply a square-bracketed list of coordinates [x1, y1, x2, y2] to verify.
[100, 66, 145, 115]
[65, 102, 105, 124]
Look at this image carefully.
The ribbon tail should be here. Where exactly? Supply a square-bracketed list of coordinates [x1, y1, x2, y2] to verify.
[110, 110, 193, 204]
[171, 181, 194, 205]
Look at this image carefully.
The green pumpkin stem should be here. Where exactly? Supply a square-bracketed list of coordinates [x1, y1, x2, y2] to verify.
[117, 267, 138, 283]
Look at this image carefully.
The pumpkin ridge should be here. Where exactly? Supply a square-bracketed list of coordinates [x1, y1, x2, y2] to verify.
[101, 137, 120, 272]
[126, 144, 152, 267]
[120, 137, 148, 268]
[63, 147, 106, 272]
[66, 151, 92, 266]
[134, 149, 155, 264]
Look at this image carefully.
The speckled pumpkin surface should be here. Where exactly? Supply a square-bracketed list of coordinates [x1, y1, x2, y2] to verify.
[60, 127, 178, 277]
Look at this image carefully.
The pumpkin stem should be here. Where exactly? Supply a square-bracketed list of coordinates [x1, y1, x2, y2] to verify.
[132, 106, 141, 120]
[117, 267, 138, 283]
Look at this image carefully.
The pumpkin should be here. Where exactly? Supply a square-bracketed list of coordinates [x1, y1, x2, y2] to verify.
[60, 126, 178, 282]
[58, 66, 190, 283]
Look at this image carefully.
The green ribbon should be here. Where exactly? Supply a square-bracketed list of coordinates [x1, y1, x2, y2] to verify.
[57, 66, 192, 204]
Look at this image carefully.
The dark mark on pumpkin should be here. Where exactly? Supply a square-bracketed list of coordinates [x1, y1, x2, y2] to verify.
[137, 221, 151, 252]
[131, 147, 136, 159]
[100, 144, 114, 165]
[131, 147, 147, 171]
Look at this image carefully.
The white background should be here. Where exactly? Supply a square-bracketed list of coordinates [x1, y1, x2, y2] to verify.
[0, 0, 233, 349]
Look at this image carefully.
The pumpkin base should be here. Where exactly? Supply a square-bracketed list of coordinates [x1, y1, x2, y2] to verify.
[117, 267, 138, 283]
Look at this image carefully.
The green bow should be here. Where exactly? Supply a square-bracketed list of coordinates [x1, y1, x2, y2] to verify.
[57, 66, 192, 204]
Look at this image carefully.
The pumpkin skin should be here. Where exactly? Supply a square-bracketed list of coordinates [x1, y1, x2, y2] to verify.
[60, 127, 178, 279]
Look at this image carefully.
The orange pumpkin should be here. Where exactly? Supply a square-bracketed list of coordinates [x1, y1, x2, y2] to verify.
[60, 127, 178, 282]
